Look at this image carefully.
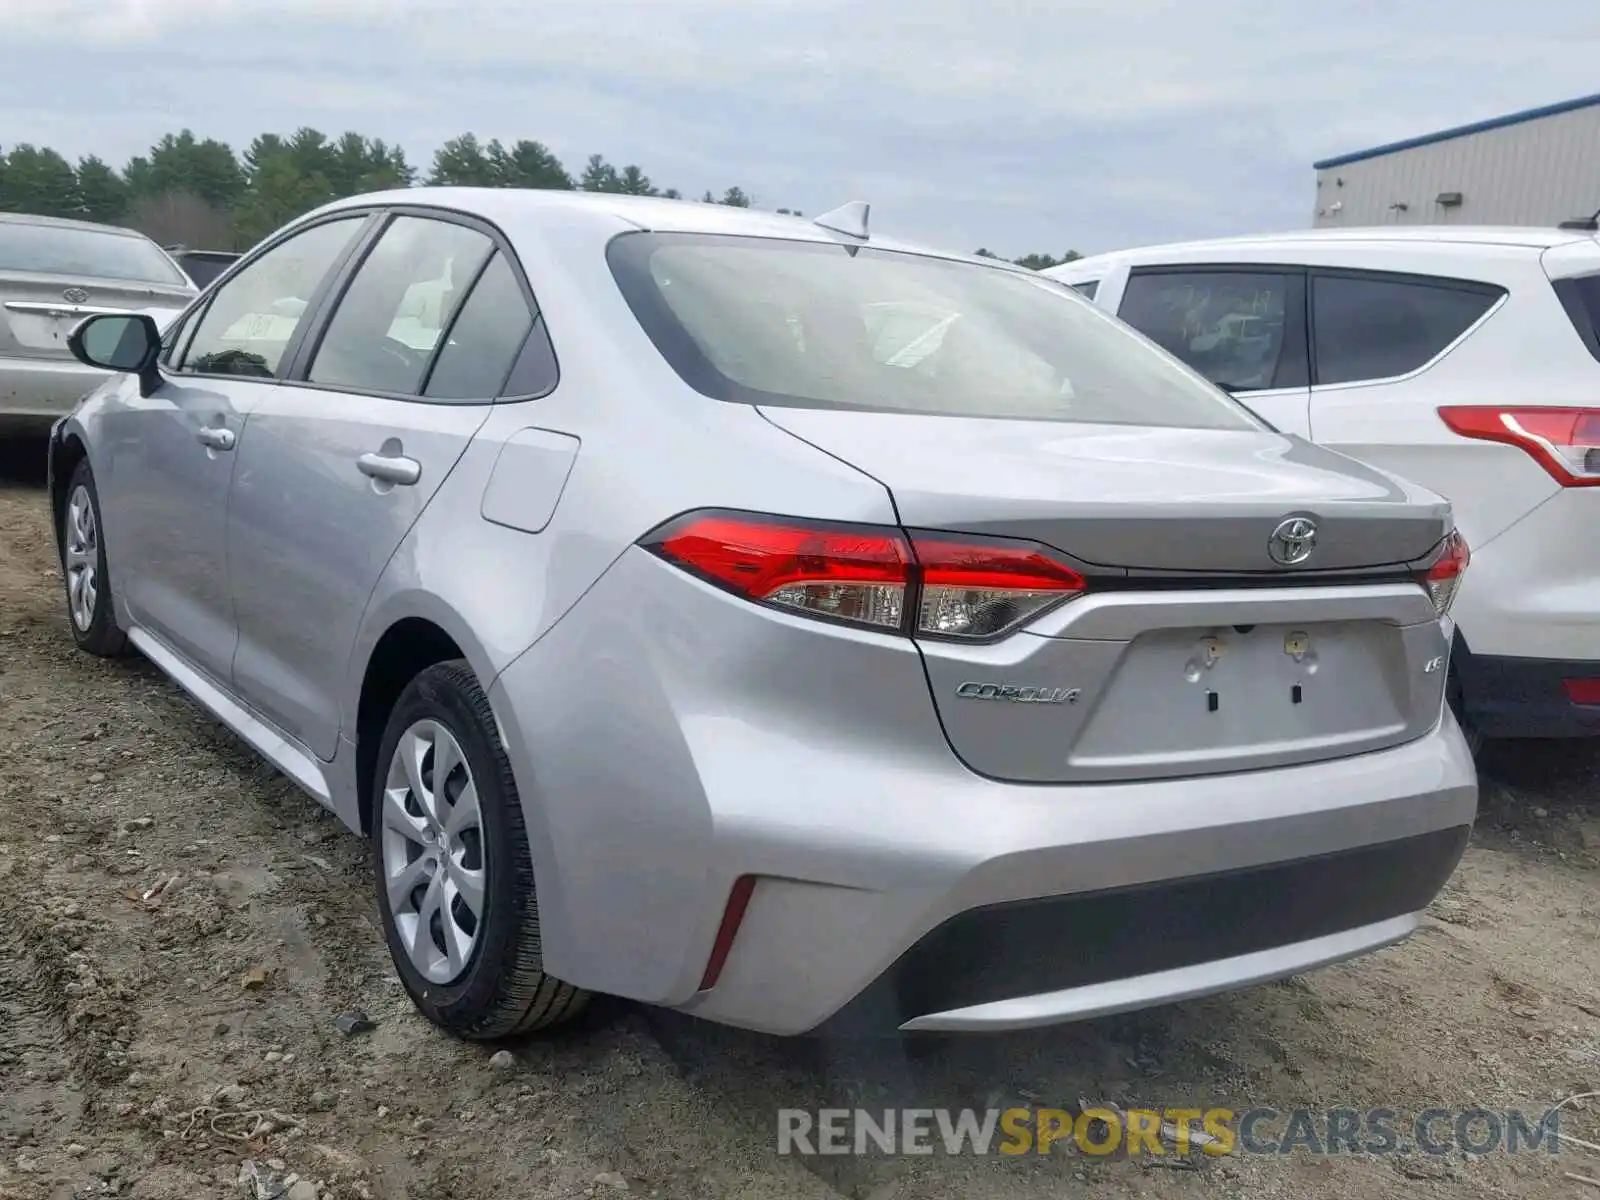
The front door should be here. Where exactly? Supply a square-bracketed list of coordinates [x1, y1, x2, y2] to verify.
[226, 212, 536, 760]
[100, 214, 370, 683]
[1116, 265, 1313, 436]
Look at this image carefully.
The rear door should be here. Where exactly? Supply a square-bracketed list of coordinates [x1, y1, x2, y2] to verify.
[1115, 265, 1312, 435]
[226, 209, 545, 760]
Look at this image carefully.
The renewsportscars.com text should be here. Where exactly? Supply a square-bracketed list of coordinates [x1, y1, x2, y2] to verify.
[776, 1106, 1564, 1158]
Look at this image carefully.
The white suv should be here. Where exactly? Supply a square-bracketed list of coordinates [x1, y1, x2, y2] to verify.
[1047, 227, 1600, 743]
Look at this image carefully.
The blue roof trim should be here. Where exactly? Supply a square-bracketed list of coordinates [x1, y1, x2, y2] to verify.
[1313, 91, 1600, 170]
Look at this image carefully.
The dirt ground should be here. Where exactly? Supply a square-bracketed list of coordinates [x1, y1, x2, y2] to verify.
[1, 435, 1597, 1200]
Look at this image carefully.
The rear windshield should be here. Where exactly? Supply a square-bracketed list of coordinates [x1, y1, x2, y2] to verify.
[0, 222, 189, 286]
[607, 232, 1261, 430]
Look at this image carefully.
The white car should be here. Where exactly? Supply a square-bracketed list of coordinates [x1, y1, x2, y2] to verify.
[1047, 227, 1600, 744]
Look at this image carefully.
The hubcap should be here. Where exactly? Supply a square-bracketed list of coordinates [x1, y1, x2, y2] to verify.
[64, 485, 99, 632]
[380, 720, 487, 985]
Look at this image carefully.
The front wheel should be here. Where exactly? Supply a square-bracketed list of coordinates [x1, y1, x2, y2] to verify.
[371, 660, 588, 1039]
[61, 459, 128, 658]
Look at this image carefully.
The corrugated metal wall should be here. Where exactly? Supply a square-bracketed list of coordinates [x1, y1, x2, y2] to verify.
[1313, 105, 1600, 228]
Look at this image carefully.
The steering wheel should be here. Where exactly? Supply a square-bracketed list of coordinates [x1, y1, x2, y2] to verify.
[378, 337, 427, 374]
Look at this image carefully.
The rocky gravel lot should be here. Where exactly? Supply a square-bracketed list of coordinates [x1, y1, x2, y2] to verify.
[1, 434, 1597, 1200]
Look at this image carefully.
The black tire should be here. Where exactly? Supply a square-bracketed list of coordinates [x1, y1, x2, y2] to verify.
[371, 659, 588, 1039]
[61, 458, 128, 658]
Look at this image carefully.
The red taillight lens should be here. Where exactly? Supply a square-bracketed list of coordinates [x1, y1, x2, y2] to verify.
[1438, 406, 1600, 487]
[644, 512, 1086, 639]
[651, 514, 911, 630]
[1564, 678, 1600, 706]
[913, 536, 1087, 639]
[1420, 529, 1470, 617]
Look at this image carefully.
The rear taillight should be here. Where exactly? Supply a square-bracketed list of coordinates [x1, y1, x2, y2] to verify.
[644, 511, 1086, 640]
[1438, 406, 1600, 487]
[1420, 529, 1470, 617]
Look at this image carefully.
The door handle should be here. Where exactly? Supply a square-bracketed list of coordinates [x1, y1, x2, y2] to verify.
[196, 426, 236, 451]
[356, 452, 421, 486]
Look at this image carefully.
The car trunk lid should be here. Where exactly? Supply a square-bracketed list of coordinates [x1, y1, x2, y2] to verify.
[759, 408, 1449, 574]
[760, 407, 1455, 782]
[0, 273, 193, 361]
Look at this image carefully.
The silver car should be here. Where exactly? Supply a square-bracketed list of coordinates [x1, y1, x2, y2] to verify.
[47, 189, 1477, 1040]
[1, 213, 196, 426]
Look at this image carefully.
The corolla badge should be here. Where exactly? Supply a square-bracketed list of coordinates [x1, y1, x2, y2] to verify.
[1268, 516, 1319, 566]
[956, 682, 1081, 704]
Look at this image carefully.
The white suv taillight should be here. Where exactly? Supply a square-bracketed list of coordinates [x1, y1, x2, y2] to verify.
[1438, 406, 1600, 487]
[1420, 530, 1470, 617]
[643, 511, 1086, 641]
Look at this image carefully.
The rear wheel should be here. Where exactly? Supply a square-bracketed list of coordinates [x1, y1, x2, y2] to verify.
[371, 660, 588, 1039]
[61, 459, 128, 658]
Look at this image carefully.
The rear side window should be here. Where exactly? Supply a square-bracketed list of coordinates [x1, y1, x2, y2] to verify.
[423, 252, 539, 400]
[1070, 279, 1099, 300]
[1551, 274, 1600, 363]
[1118, 270, 1300, 393]
[607, 232, 1262, 431]
[1311, 273, 1502, 386]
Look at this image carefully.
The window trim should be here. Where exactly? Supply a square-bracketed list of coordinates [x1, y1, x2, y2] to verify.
[1121, 263, 1310, 392]
[1306, 266, 1507, 390]
[279, 204, 557, 406]
[165, 210, 383, 383]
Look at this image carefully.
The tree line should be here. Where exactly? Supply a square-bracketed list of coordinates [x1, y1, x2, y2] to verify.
[0, 128, 1079, 268]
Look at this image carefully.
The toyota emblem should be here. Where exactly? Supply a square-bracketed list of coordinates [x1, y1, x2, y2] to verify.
[62, 287, 89, 304]
[1268, 516, 1318, 566]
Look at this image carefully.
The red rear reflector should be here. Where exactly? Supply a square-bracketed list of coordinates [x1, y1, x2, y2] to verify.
[1438, 406, 1600, 487]
[699, 875, 757, 991]
[1564, 678, 1600, 706]
[645, 511, 1087, 639]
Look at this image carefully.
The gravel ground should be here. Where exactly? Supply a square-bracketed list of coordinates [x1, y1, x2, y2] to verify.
[1, 434, 1597, 1200]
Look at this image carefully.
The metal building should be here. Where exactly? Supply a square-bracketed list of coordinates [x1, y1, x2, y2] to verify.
[1313, 92, 1600, 229]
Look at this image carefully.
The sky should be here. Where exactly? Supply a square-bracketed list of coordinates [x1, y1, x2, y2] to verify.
[4, 0, 1599, 257]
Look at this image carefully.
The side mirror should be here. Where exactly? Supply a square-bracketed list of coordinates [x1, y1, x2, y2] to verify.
[67, 313, 163, 396]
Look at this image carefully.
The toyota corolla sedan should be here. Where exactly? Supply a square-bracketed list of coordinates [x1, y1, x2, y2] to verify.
[48, 189, 1476, 1040]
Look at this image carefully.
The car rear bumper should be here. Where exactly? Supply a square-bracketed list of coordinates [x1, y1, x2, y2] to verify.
[0, 358, 108, 418]
[488, 547, 1480, 1036]
[1453, 634, 1600, 738]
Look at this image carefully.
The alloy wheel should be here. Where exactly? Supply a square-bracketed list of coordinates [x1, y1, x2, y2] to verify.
[380, 720, 488, 985]
[64, 485, 99, 632]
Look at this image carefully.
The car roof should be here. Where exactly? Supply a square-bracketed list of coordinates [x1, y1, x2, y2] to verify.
[1049, 225, 1599, 275]
[306, 187, 1030, 271]
[0, 211, 150, 239]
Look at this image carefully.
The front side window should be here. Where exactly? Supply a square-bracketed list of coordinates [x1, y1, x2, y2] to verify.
[0, 221, 189, 287]
[608, 233, 1261, 431]
[1118, 270, 1294, 393]
[180, 217, 365, 378]
[1312, 273, 1503, 386]
[309, 216, 494, 396]
[1070, 279, 1100, 300]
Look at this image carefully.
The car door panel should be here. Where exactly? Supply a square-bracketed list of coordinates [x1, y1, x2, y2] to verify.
[227, 391, 491, 760]
[223, 211, 528, 762]
[95, 213, 374, 685]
